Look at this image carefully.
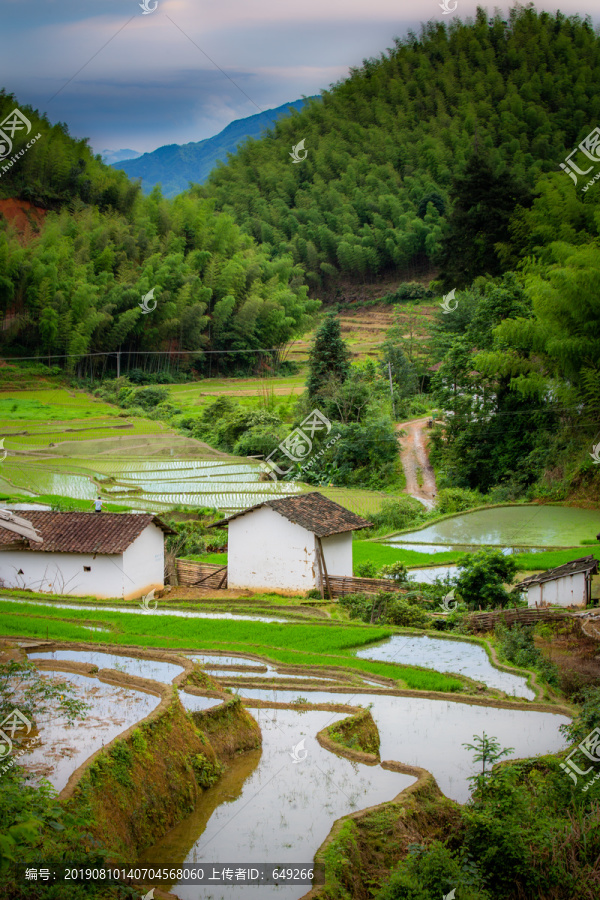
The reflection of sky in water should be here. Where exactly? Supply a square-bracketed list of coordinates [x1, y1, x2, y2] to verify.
[355, 634, 533, 698]
[29, 650, 184, 683]
[2, 597, 287, 623]
[149, 708, 413, 900]
[18, 671, 158, 791]
[180, 692, 223, 712]
[187, 655, 338, 682]
[407, 565, 458, 583]
[239, 690, 568, 803]
[388, 505, 599, 547]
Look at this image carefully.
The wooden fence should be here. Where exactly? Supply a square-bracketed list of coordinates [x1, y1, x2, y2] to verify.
[325, 575, 406, 599]
[466, 607, 568, 632]
[176, 560, 228, 589]
[174, 561, 405, 599]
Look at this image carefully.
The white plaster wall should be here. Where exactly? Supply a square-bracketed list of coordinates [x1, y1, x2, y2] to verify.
[227, 506, 316, 591]
[321, 532, 353, 577]
[122, 523, 165, 600]
[0, 550, 125, 598]
[527, 572, 586, 608]
[526, 583, 542, 608]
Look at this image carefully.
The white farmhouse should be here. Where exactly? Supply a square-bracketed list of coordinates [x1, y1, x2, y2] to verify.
[515, 555, 598, 609]
[0, 511, 174, 600]
[214, 492, 371, 594]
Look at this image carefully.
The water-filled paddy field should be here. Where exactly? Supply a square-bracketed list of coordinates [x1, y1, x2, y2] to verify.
[389, 504, 600, 548]
[17, 670, 159, 791]
[15, 634, 569, 900]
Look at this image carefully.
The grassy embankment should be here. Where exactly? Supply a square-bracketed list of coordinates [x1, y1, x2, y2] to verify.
[193, 543, 600, 574]
[0, 599, 464, 692]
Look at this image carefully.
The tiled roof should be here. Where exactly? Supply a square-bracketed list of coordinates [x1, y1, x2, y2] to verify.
[515, 555, 599, 588]
[0, 511, 174, 555]
[214, 491, 372, 537]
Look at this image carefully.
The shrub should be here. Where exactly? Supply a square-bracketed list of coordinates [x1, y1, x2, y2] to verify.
[455, 549, 517, 610]
[495, 622, 559, 686]
[379, 561, 410, 583]
[435, 487, 483, 515]
[355, 561, 377, 578]
[368, 496, 428, 533]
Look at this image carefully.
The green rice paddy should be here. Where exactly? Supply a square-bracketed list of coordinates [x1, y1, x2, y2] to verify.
[0, 600, 465, 692]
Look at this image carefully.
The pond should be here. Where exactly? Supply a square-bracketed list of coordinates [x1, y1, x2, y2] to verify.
[142, 706, 414, 900]
[388, 505, 599, 548]
[17, 670, 159, 792]
[355, 634, 533, 698]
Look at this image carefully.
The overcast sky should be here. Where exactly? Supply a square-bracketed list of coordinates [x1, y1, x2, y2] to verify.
[1, 0, 598, 154]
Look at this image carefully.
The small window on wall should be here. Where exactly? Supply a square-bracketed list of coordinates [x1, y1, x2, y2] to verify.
[83, 566, 91, 572]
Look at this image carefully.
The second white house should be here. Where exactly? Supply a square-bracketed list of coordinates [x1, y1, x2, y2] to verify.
[213, 491, 372, 593]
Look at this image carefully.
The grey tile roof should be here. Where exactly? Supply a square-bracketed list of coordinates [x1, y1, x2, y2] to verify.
[0, 511, 174, 555]
[515, 555, 598, 588]
[213, 491, 372, 537]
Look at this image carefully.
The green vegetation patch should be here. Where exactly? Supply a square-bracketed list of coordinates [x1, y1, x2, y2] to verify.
[0, 601, 464, 692]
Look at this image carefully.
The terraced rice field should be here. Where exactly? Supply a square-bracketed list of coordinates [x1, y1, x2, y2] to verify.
[0, 386, 388, 514]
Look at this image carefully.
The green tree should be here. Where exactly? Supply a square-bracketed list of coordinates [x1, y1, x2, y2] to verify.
[306, 316, 351, 401]
[455, 549, 517, 610]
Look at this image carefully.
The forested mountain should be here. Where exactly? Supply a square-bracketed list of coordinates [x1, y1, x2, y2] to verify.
[0, 91, 318, 373]
[113, 98, 315, 198]
[201, 7, 600, 286]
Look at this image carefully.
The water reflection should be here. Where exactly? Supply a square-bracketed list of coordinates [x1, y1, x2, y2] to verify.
[356, 634, 533, 698]
[143, 708, 413, 900]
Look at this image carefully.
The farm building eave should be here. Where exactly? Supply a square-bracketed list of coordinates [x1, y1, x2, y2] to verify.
[514, 555, 598, 589]
[211, 491, 372, 538]
[0, 511, 175, 555]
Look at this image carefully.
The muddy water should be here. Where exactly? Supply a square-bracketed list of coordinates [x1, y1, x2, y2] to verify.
[2, 597, 288, 623]
[29, 649, 184, 683]
[355, 634, 533, 698]
[239, 689, 568, 804]
[142, 707, 413, 900]
[17, 671, 159, 791]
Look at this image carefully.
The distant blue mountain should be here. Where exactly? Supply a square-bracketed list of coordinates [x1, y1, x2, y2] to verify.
[112, 97, 317, 197]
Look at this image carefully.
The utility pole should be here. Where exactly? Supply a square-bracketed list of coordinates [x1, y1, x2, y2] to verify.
[388, 360, 395, 419]
[116, 350, 121, 379]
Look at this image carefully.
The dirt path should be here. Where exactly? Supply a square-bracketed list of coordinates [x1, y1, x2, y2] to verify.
[396, 416, 437, 508]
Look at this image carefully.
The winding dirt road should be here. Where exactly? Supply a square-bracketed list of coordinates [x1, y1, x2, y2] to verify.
[396, 416, 437, 508]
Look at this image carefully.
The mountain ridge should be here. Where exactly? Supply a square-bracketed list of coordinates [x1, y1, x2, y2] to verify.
[112, 97, 318, 197]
